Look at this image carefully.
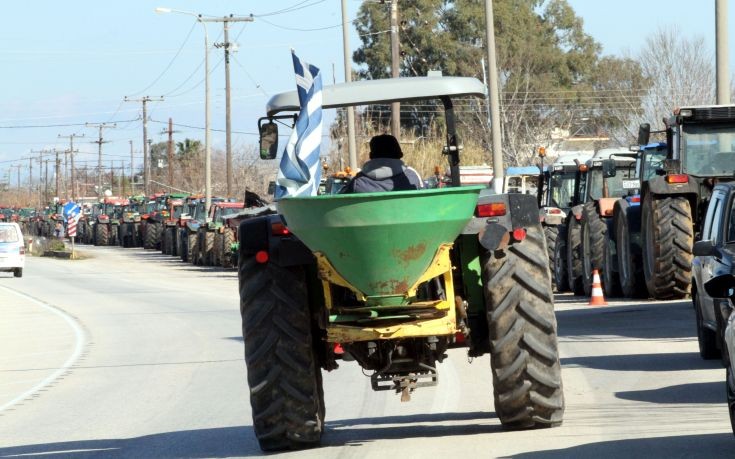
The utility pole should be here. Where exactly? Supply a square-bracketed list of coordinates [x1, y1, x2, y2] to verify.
[58, 133, 84, 200]
[28, 157, 33, 203]
[716, 0, 730, 104]
[129, 140, 135, 195]
[484, 0, 504, 193]
[110, 161, 115, 196]
[43, 159, 49, 204]
[162, 118, 179, 192]
[390, 0, 401, 139]
[212, 14, 254, 197]
[86, 122, 116, 198]
[54, 150, 61, 199]
[124, 96, 163, 196]
[341, 0, 357, 169]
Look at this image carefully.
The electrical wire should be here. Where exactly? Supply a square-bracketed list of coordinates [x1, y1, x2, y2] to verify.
[253, 0, 326, 18]
[128, 21, 198, 97]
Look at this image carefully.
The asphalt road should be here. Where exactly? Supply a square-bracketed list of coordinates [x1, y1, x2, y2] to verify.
[0, 246, 732, 458]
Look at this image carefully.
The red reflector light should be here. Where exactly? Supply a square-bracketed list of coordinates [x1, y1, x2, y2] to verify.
[477, 202, 506, 217]
[271, 222, 290, 236]
[333, 343, 345, 355]
[666, 174, 688, 184]
[630, 196, 641, 203]
[255, 250, 269, 264]
[454, 332, 466, 345]
[512, 228, 527, 241]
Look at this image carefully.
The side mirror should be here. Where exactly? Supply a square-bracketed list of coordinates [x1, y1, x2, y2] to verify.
[637, 123, 651, 146]
[259, 119, 279, 160]
[602, 159, 616, 178]
[693, 240, 718, 257]
[704, 274, 735, 298]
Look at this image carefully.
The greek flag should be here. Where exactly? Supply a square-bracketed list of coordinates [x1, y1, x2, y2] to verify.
[275, 51, 323, 200]
[62, 201, 82, 223]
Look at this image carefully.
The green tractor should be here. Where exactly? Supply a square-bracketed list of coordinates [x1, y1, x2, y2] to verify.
[238, 76, 563, 451]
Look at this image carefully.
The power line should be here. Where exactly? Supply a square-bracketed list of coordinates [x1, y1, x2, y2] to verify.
[253, 0, 326, 17]
[148, 118, 257, 135]
[0, 118, 139, 129]
[128, 21, 198, 97]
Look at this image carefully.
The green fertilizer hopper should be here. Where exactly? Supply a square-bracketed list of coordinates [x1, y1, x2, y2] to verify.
[277, 186, 483, 298]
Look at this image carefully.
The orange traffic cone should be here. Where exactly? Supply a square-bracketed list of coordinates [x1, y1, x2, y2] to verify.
[589, 269, 607, 306]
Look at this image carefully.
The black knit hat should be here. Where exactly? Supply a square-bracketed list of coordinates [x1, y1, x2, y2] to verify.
[369, 134, 403, 159]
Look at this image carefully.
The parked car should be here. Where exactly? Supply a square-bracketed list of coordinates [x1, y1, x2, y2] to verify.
[0, 222, 25, 278]
[702, 274, 735, 435]
[692, 183, 735, 361]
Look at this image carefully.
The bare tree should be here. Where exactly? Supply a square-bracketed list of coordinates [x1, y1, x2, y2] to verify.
[637, 27, 715, 130]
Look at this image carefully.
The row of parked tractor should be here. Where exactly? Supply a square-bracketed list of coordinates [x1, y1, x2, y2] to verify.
[509, 105, 729, 306]
[21, 191, 274, 268]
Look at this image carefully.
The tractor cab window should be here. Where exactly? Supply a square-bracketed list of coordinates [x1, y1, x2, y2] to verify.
[682, 123, 735, 176]
[587, 162, 636, 200]
[548, 171, 576, 208]
[641, 149, 667, 180]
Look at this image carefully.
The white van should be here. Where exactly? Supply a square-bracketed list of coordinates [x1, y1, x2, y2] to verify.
[0, 222, 25, 278]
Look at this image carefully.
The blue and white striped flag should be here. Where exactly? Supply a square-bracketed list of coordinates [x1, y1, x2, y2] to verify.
[275, 51, 323, 200]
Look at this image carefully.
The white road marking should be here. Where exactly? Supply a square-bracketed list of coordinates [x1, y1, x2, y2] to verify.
[0, 286, 86, 413]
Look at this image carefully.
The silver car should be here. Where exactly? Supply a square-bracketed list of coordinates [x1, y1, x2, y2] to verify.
[0, 222, 25, 278]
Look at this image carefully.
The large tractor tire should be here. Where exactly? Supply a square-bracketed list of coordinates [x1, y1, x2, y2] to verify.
[170, 229, 179, 257]
[95, 223, 109, 246]
[614, 202, 647, 298]
[693, 290, 721, 360]
[144, 222, 161, 250]
[222, 228, 236, 268]
[552, 224, 568, 293]
[213, 232, 223, 266]
[188, 233, 198, 264]
[481, 224, 564, 429]
[602, 219, 621, 298]
[566, 217, 584, 295]
[238, 255, 324, 451]
[162, 228, 172, 255]
[543, 225, 559, 291]
[642, 195, 693, 299]
[580, 203, 606, 297]
[200, 231, 215, 266]
[110, 225, 119, 246]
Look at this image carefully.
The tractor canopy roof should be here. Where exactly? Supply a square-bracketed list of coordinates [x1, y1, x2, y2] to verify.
[103, 197, 129, 205]
[266, 76, 486, 116]
[553, 152, 593, 167]
[214, 202, 244, 209]
[587, 148, 636, 167]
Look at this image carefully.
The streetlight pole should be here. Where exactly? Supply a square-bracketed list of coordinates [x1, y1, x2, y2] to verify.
[156, 8, 253, 212]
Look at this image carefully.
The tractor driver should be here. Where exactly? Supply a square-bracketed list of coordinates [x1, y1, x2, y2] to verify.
[341, 134, 422, 193]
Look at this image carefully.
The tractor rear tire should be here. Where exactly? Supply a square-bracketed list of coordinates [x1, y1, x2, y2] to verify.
[238, 256, 324, 451]
[162, 228, 172, 255]
[694, 291, 721, 360]
[642, 195, 693, 299]
[188, 233, 198, 264]
[202, 232, 215, 266]
[144, 224, 155, 249]
[110, 225, 119, 246]
[543, 225, 559, 291]
[213, 232, 223, 266]
[95, 224, 109, 246]
[171, 229, 179, 257]
[482, 224, 564, 429]
[566, 217, 584, 295]
[615, 202, 647, 298]
[222, 228, 236, 268]
[552, 224, 568, 293]
[602, 220, 621, 298]
[581, 203, 606, 297]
